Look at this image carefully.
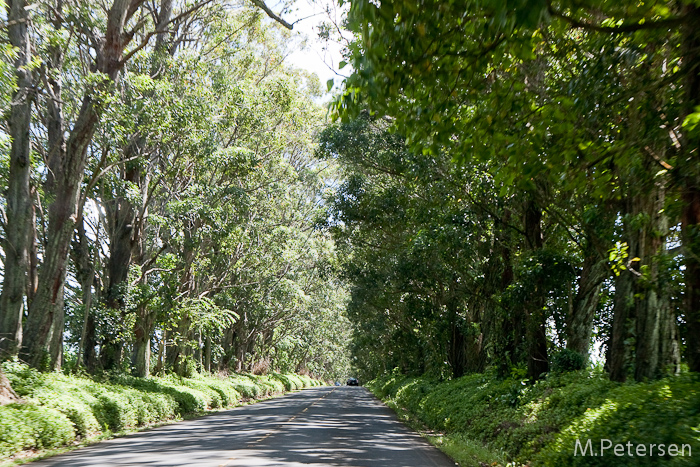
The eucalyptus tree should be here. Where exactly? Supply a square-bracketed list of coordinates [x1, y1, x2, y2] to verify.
[0, 0, 33, 358]
[0, 0, 307, 371]
[335, 0, 690, 381]
[319, 115, 505, 378]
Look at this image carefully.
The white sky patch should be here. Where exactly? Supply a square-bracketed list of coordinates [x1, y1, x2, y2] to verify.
[274, 0, 351, 95]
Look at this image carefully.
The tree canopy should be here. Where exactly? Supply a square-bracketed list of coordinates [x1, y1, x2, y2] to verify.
[0, 0, 351, 381]
[325, 0, 699, 382]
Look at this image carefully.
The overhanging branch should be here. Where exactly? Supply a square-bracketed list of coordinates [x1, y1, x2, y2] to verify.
[249, 0, 293, 30]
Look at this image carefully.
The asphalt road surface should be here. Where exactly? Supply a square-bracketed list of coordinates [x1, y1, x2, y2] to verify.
[30, 386, 457, 466]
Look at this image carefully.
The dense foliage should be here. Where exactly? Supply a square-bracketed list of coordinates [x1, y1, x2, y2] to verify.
[368, 372, 699, 466]
[0, 0, 350, 382]
[324, 0, 700, 384]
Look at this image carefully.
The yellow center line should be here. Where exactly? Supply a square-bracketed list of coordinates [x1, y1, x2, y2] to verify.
[243, 387, 336, 449]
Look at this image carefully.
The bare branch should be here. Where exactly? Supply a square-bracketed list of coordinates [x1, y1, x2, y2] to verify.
[249, 0, 293, 30]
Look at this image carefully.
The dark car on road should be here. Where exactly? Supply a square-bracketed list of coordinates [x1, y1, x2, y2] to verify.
[346, 377, 359, 386]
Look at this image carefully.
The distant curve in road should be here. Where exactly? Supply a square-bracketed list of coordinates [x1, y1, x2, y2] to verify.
[30, 386, 457, 466]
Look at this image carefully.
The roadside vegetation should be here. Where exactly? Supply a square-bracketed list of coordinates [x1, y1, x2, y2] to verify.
[0, 361, 322, 463]
[367, 370, 699, 466]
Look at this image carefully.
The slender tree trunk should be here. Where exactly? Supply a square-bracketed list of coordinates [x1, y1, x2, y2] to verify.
[219, 327, 236, 371]
[524, 198, 548, 380]
[27, 186, 39, 305]
[47, 298, 64, 370]
[101, 163, 138, 370]
[155, 329, 166, 375]
[446, 297, 467, 378]
[490, 208, 519, 377]
[72, 216, 95, 368]
[132, 303, 154, 377]
[128, 0, 173, 378]
[204, 335, 212, 373]
[0, 0, 34, 358]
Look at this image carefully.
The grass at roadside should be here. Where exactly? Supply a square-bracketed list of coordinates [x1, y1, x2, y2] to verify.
[0, 361, 323, 465]
[366, 370, 700, 466]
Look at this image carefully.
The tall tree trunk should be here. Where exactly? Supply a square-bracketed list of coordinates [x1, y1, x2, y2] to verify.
[0, 0, 34, 358]
[204, 335, 212, 373]
[128, 0, 173, 378]
[524, 198, 548, 380]
[683, 192, 700, 373]
[72, 215, 96, 368]
[22, 0, 142, 369]
[633, 178, 670, 381]
[132, 303, 155, 377]
[680, 6, 700, 373]
[567, 249, 608, 361]
[608, 179, 673, 381]
[22, 96, 100, 369]
[27, 186, 39, 305]
[489, 208, 519, 377]
[446, 298, 467, 378]
[608, 264, 635, 382]
[101, 162, 140, 371]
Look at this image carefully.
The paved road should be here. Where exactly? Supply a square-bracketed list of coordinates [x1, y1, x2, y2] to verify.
[30, 386, 456, 466]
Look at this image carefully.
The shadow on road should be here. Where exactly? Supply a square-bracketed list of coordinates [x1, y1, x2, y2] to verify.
[30, 387, 455, 467]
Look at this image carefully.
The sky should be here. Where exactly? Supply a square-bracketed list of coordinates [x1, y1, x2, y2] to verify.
[274, 0, 351, 95]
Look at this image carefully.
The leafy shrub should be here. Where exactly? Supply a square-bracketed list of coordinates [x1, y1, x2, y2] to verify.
[272, 373, 304, 391]
[254, 375, 285, 395]
[112, 375, 201, 415]
[229, 375, 262, 398]
[199, 377, 241, 407]
[536, 375, 700, 466]
[550, 349, 587, 373]
[368, 371, 700, 466]
[0, 362, 313, 460]
[92, 390, 137, 431]
[296, 374, 322, 388]
[0, 404, 74, 457]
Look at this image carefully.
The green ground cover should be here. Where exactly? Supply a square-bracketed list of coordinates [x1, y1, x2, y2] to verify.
[367, 371, 700, 466]
[0, 362, 323, 463]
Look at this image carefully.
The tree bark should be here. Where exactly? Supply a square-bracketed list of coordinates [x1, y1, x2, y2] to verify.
[680, 6, 700, 374]
[446, 299, 467, 378]
[608, 265, 634, 382]
[21, 0, 145, 369]
[132, 303, 155, 377]
[0, 367, 20, 405]
[524, 198, 548, 380]
[633, 179, 668, 381]
[204, 335, 212, 373]
[608, 180, 673, 381]
[682, 188, 700, 372]
[567, 249, 608, 361]
[489, 207, 520, 377]
[0, 0, 34, 359]
[71, 215, 96, 368]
